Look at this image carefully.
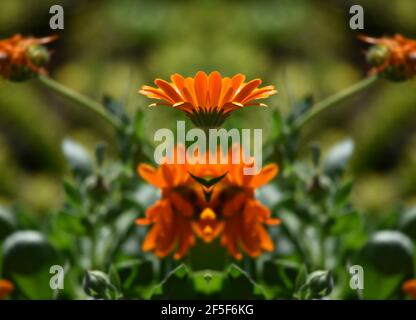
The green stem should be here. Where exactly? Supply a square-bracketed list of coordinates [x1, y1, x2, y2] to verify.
[38, 75, 122, 129]
[293, 75, 378, 129]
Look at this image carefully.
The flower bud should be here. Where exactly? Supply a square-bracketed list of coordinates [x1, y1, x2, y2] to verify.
[26, 44, 50, 67]
[83, 270, 113, 299]
[366, 44, 389, 67]
[306, 270, 333, 298]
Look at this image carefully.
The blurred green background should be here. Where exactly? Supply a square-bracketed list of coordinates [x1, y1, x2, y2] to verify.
[0, 0, 415, 214]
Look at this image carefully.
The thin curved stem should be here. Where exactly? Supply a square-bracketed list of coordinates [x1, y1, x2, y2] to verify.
[293, 75, 379, 129]
[38, 75, 122, 129]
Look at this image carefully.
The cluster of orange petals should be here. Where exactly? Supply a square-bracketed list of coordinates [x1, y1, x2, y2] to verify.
[403, 279, 416, 299]
[359, 34, 416, 78]
[0, 34, 56, 78]
[136, 146, 280, 260]
[0, 279, 14, 299]
[139, 71, 276, 127]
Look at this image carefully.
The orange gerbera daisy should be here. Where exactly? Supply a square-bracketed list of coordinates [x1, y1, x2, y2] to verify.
[136, 145, 280, 260]
[359, 34, 416, 81]
[0, 34, 57, 81]
[190, 146, 280, 259]
[139, 71, 277, 127]
[402, 279, 416, 299]
[216, 160, 280, 259]
[136, 160, 198, 260]
[0, 279, 14, 299]
[136, 146, 221, 259]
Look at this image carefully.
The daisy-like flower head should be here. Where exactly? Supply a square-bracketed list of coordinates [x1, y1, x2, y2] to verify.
[191, 146, 280, 259]
[359, 34, 416, 81]
[136, 145, 280, 260]
[216, 158, 280, 260]
[139, 71, 277, 128]
[0, 279, 14, 299]
[0, 34, 57, 81]
[136, 146, 212, 260]
[403, 279, 416, 299]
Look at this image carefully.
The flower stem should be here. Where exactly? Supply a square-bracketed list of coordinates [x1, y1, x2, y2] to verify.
[38, 75, 122, 129]
[293, 75, 378, 129]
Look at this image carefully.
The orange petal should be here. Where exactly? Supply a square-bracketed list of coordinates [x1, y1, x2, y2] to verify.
[258, 226, 274, 251]
[154, 79, 183, 102]
[142, 225, 159, 251]
[139, 86, 175, 104]
[194, 71, 208, 108]
[232, 74, 246, 93]
[249, 163, 279, 188]
[0, 279, 14, 299]
[183, 77, 198, 109]
[218, 78, 234, 108]
[137, 163, 166, 188]
[233, 79, 262, 102]
[136, 218, 151, 225]
[171, 73, 185, 94]
[208, 71, 222, 108]
[241, 86, 277, 104]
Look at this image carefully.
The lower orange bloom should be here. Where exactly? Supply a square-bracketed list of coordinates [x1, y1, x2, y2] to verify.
[0, 279, 14, 299]
[403, 279, 416, 299]
[136, 161, 201, 260]
[215, 161, 280, 259]
[136, 146, 280, 260]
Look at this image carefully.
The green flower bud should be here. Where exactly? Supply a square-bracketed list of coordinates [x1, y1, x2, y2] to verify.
[26, 44, 50, 67]
[366, 45, 389, 67]
[306, 270, 333, 298]
[83, 270, 114, 299]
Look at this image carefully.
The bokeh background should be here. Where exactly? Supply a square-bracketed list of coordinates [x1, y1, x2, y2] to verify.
[0, 0, 415, 216]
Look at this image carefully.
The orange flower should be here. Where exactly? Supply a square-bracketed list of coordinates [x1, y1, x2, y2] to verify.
[136, 145, 280, 260]
[136, 161, 198, 260]
[359, 34, 416, 81]
[0, 34, 57, 81]
[216, 161, 280, 259]
[0, 279, 14, 299]
[190, 146, 280, 259]
[139, 71, 276, 127]
[403, 279, 416, 299]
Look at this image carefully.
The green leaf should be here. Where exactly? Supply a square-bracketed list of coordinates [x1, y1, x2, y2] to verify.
[357, 230, 413, 276]
[109, 264, 122, 293]
[62, 139, 92, 177]
[0, 206, 17, 241]
[192, 271, 224, 295]
[323, 139, 354, 176]
[95, 142, 107, 167]
[63, 179, 83, 206]
[288, 95, 314, 124]
[220, 264, 266, 299]
[102, 95, 128, 123]
[2, 230, 59, 275]
[330, 211, 361, 235]
[294, 265, 308, 299]
[399, 207, 416, 240]
[334, 178, 353, 206]
[261, 259, 299, 290]
[151, 264, 196, 299]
